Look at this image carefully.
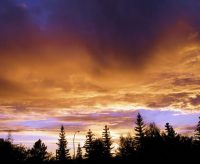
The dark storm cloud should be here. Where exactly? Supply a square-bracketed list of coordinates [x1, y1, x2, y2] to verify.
[43, 0, 200, 67]
[0, 0, 40, 52]
[1, 0, 200, 67]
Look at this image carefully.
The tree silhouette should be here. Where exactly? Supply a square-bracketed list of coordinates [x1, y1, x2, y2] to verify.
[76, 143, 83, 160]
[13, 144, 28, 162]
[29, 139, 49, 162]
[1, 115, 200, 163]
[102, 125, 113, 159]
[0, 138, 28, 163]
[163, 122, 179, 161]
[90, 138, 104, 160]
[56, 125, 70, 161]
[117, 133, 135, 159]
[143, 123, 163, 158]
[165, 123, 176, 138]
[6, 131, 13, 143]
[145, 123, 160, 138]
[195, 117, 200, 141]
[84, 129, 95, 159]
[134, 113, 145, 150]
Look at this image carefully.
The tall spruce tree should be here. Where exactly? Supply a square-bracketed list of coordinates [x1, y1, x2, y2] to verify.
[102, 125, 113, 159]
[84, 129, 95, 159]
[195, 117, 200, 141]
[76, 143, 83, 160]
[134, 113, 145, 150]
[56, 125, 70, 161]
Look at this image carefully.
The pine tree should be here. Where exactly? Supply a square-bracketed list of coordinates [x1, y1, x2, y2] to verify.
[165, 123, 176, 138]
[84, 129, 95, 159]
[76, 143, 83, 160]
[134, 113, 145, 150]
[30, 139, 49, 162]
[56, 125, 70, 161]
[195, 117, 200, 141]
[102, 125, 113, 159]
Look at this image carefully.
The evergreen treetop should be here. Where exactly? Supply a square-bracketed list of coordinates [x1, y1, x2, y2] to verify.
[102, 125, 113, 158]
[134, 113, 145, 149]
[84, 129, 95, 159]
[56, 125, 70, 161]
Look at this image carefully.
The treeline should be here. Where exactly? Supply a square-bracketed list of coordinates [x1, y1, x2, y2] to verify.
[1, 113, 200, 163]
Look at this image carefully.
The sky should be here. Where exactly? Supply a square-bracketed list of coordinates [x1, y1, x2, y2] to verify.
[0, 0, 200, 153]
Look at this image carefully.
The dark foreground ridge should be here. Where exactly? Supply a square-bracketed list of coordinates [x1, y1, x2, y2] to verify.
[1, 113, 200, 163]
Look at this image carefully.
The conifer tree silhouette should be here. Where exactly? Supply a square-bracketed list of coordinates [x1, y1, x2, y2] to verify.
[0, 138, 28, 163]
[134, 113, 145, 150]
[145, 123, 160, 138]
[102, 125, 113, 159]
[165, 123, 176, 138]
[143, 123, 163, 158]
[90, 138, 104, 160]
[76, 143, 83, 160]
[1, 115, 200, 163]
[84, 129, 95, 159]
[56, 125, 70, 161]
[163, 122, 178, 161]
[30, 139, 49, 162]
[117, 133, 135, 158]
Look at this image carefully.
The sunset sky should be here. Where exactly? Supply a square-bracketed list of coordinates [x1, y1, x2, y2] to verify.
[0, 0, 200, 153]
